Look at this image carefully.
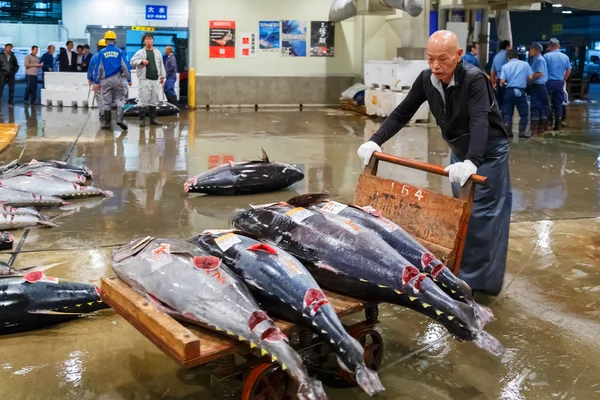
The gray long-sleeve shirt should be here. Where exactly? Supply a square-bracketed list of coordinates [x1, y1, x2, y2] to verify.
[165, 54, 177, 81]
[24, 54, 41, 76]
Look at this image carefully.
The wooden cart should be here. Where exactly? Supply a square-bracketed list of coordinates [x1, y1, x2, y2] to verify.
[101, 151, 487, 399]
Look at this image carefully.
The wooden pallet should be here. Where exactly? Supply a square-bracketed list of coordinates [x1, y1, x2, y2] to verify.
[340, 99, 367, 115]
[0, 123, 19, 153]
[101, 275, 366, 369]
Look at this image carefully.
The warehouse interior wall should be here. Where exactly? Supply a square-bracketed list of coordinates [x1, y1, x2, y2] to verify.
[0, 23, 61, 49]
[191, 0, 429, 106]
[61, 0, 189, 39]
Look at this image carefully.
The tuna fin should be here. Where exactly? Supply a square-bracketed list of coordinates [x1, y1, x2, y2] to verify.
[261, 148, 270, 163]
[29, 309, 84, 316]
[247, 243, 278, 255]
[287, 193, 331, 207]
[472, 330, 505, 357]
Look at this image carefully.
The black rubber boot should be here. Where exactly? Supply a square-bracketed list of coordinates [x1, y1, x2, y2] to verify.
[149, 106, 161, 126]
[553, 119, 561, 131]
[504, 123, 513, 142]
[139, 107, 146, 127]
[519, 125, 531, 139]
[101, 111, 112, 130]
[116, 107, 128, 131]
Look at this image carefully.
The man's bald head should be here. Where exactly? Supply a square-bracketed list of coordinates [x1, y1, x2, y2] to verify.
[427, 30, 463, 84]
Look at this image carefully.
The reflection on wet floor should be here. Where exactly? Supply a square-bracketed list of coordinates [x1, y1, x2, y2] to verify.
[1, 104, 600, 399]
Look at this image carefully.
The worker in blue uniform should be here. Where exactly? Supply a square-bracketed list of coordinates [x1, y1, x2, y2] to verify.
[543, 38, 571, 131]
[500, 49, 533, 139]
[528, 42, 549, 135]
[462, 43, 479, 67]
[490, 40, 512, 131]
[87, 39, 106, 119]
[358, 31, 511, 297]
[93, 30, 131, 131]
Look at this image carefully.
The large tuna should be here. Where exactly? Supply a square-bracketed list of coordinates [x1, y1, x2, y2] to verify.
[0, 212, 56, 230]
[184, 149, 304, 195]
[188, 230, 384, 396]
[0, 186, 66, 208]
[0, 175, 108, 199]
[232, 204, 504, 356]
[1, 166, 87, 185]
[0, 271, 107, 335]
[24, 159, 93, 180]
[111, 237, 327, 400]
[287, 194, 492, 321]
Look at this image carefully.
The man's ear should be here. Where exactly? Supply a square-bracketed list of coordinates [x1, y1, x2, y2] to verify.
[458, 48, 464, 57]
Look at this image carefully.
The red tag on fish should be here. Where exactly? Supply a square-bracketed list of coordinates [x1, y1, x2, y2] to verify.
[248, 310, 269, 332]
[193, 256, 221, 271]
[247, 243, 277, 255]
[260, 327, 287, 342]
[401, 265, 420, 286]
[24, 271, 44, 283]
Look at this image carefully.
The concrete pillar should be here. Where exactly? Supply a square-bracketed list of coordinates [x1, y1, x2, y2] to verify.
[478, 8, 489, 69]
[496, 10, 513, 47]
[188, 0, 198, 74]
[438, 9, 447, 31]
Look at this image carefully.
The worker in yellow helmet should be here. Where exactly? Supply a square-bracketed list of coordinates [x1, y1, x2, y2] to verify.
[93, 30, 131, 130]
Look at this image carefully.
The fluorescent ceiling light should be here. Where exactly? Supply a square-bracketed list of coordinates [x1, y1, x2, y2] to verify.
[552, 3, 562, 7]
[562, 9, 572, 13]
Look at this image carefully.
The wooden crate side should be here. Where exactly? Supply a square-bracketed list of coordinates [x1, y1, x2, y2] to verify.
[354, 174, 466, 252]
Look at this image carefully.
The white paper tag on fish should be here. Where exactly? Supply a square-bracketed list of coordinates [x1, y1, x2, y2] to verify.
[323, 214, 360, 235]
[214, 233, 242, 252]
[202, 229, 235, 235]
[151, 243, 172, 272]
[285, 207, 315, 223]
[320, 201, 348, 215]
[250, 203, 277, 209]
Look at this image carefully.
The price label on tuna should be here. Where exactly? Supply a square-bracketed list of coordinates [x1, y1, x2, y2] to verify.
[279, 253, 305, 278]
[151, 243, 172, 272]
[320, 201, 347, 215]
[285, 207, 314, 223]
[375, 218, 398, 233]
[214, 233, 242, 252]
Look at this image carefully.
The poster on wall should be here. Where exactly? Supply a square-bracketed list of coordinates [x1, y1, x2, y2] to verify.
[259, 21, 280, 52]
[209, 20, 236, 58]
[281, 20, 307, 57]
[239, 32, 257, 57]
[310, 21, 335, 57]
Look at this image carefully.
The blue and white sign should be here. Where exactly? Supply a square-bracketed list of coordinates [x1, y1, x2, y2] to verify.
[146, 5, 168, 20]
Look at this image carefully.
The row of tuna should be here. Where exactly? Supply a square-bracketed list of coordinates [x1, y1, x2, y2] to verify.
[110, 193, 504, 399]
[0, 159, 110, 230]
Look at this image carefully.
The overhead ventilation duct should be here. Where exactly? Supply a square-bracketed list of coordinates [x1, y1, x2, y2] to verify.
[330, 0, 424, 22]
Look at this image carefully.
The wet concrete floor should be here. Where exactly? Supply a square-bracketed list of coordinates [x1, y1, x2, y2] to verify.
[0, 102, 599, 400]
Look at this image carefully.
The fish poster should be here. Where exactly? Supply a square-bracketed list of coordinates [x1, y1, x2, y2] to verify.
[239, 32, 257, 58]
[281, 20, 307, 57]
[310, 21, 335, 57]
[209, 20, 236, 58]
[259, 21, 280, 52]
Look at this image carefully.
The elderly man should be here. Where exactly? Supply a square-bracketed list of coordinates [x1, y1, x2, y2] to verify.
[357, 30, 511, 297]
[163, 45, 178, 106]
[544, 38, 571, 131]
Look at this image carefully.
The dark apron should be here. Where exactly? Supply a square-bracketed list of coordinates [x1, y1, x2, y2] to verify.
[446, 137, 512, 296]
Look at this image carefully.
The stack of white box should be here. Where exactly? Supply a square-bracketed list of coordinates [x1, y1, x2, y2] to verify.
[364, 60, 431, 122]
[41, 72, 180, 107]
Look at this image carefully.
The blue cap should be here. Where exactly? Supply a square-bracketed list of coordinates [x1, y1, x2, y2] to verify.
[531, 42, 543, 52]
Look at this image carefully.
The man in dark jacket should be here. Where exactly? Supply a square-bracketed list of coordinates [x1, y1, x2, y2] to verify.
[0, 43, 20, 105]
[40, 45, 56, 73]
[81, 44, 93, 72]
[357, 30, 512, 297]
[163, 45, 178, 106]
[59, 41, 77, 72]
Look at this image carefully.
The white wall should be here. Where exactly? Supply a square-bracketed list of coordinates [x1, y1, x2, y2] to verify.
[190, 0, 357, 77]
[0, 23, 61, 49]
[61, 0, 189, 39]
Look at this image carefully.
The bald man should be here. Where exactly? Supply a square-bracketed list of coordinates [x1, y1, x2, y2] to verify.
[164, 45, 178, 106]
[357, 30, 511, 297]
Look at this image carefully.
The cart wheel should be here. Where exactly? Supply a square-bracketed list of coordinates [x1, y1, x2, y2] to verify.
[339, 324, 384, 384]
[241, 363, 295, 400]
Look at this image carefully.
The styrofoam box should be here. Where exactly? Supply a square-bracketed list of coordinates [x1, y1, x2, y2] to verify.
[365, 60, 429, 90]
[365, 88, 381, 116]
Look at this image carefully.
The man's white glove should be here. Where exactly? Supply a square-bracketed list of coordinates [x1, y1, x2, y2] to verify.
[357, 141, 382, 166]
[444, 160, 477, 187]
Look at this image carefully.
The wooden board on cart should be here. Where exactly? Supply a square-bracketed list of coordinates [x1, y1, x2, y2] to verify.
[354, 152, 487, 275]
[0, 123, 19, 153]
[101, 275, 366, 369]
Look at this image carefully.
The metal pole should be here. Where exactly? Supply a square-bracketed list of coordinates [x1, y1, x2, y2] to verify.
[478, 7, 490, 70]
[188, 0, 197, 109]
[438, 9, 447, 31]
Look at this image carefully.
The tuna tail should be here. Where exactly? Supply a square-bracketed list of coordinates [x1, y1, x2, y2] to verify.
[297, 379, 328, 400]
[287, 193, 331, 208]
[472, 330, 505, 357]
[355, 365, 386, 396]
